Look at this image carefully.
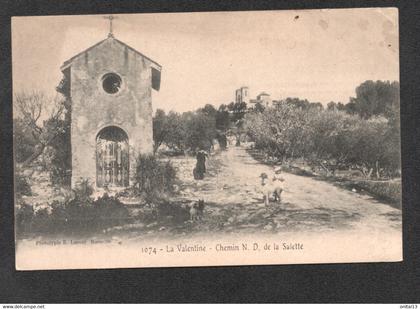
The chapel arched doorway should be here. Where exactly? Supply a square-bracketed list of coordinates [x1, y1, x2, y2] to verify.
[96, 126, 129, 187]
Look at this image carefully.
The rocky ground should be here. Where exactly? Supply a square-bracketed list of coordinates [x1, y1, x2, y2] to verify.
[18, 168, 67, 211]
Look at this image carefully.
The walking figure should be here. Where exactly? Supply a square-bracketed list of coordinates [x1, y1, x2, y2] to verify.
[193, 150, 208, 180]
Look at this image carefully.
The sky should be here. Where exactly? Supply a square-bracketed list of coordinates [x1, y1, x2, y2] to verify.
[12, 8, 399, 113]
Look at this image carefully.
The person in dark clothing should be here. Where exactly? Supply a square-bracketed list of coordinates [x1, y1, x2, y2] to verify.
[217, 134, 227, 150]
[193, 150, 208, 180]
[196, 151, 207, 173]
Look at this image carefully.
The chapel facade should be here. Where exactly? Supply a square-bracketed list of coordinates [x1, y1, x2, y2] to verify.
[60, 34, 161, 189]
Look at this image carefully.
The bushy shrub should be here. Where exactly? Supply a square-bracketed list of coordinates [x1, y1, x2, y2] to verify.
[15, 203, 35, 236]
[73, 178, 94, 202]
[16, 193, 130, 237]
[16, 205, 54, 236]
[13, 119, 37, 163]
[355, 180, 401, 206]
[134, 155, 177, 202]
[92, 194, 130, 228]
[42, 118, 71, 186]
[155, 200, 190, 224]
[15, 174, 31, 197]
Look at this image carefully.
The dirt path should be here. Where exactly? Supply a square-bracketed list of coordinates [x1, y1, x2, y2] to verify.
[169, 146, 401, 235]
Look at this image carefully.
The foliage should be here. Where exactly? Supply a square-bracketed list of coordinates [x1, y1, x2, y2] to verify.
[327, 101, 346, 111]
[153, 108, 220, 153]
[13, 91, 68, 167]
[245, 97, 400, 179]
[274, 98, 324, 111]
[16, 193, 130, 237]
[134, 155, 177, 202]
[153, 109, 185, 153]
[251, 102, 266, 113]
[353, 180, 401, 206]
[15, 174, 31, 197]
[150, 80, 400, 178]
[73, 178, 94, 202]
[41, 118, 71, 185]
[198, 104, 218, 118]
[15, 203, 35, 236]
[13, 90, 71, 188]
[352, 80, 400, 119]
[227, 101, 248, 122]
[245, 102, 311, 160]
[183, 111, 217, 151]
[13, 119, 38, 163]
[57, 194, 129, 233]
[215, 105, 231, 131]
[152, 99, 256, 153]
[155, 200, 190, 224]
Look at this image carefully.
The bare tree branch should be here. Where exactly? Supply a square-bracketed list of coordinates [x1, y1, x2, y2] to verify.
[14, 91, 67, 167]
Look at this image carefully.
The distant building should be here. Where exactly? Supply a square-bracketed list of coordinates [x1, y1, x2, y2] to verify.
[235, 86, 250, 104]
[235, 87, 273, 108]
[256, 92, 272, 107]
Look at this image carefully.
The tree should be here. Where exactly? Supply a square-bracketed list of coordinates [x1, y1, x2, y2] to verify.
[228, 101, 248, 122]
[350, 80, 400, 119]
[13, 118, 38, 163]
[344, 98, 359, 115]
[244, 94, 400, 178]
[282, 97, 311, 110]
[309, 102, 324, 110]
[327, 101, 345, 111]
[183, 111, 217, 151]
[327, 101, 337, 111]
[163, 111, 185, 152]
[14, 91, 67, 167]
[252, 102, 266, 113]
[199, 104, 217, 118]
[153, 109, 168, 153]
[42, 118, 71, 185]
[336, 102, 346, 111]
[345, 117, 390, 178]
[245, 102, 310, 160]
[153, 110, 186, 153]
[215, 108, 230, 131]
[306, 110, 358, 173]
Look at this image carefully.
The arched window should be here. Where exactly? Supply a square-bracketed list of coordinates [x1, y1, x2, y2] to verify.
[96, 126, 129, 187]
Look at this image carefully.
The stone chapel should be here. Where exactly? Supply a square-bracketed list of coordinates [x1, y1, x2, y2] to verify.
[60, 30, 161, 189]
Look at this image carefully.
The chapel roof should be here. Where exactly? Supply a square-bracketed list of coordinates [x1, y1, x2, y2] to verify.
[60, 36, 162, 71]
[60, 36, 162, 91]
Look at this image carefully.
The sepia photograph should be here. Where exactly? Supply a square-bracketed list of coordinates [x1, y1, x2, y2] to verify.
[12, 8, 401, 270]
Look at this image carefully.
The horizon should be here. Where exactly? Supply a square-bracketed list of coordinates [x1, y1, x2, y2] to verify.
[12, 8, 399, 113]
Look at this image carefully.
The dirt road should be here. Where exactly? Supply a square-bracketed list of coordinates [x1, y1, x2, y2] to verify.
[170, 145, 401, 235]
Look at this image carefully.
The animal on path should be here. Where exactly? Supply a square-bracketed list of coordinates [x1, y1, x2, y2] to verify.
[260, 169, 284, 206]
[188, 199, 205, 222]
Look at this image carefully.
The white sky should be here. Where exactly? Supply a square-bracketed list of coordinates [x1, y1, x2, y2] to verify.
[12, 8, 399, 113]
